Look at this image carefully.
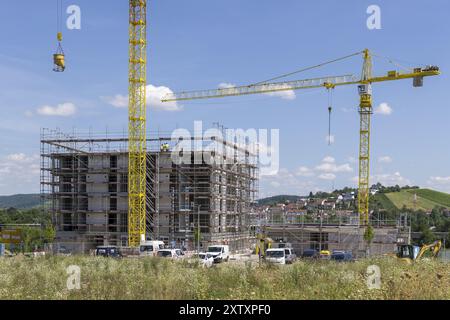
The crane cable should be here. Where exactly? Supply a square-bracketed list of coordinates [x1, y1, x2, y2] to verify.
[249, 51, 364, 87]
[371, 52, 415, 72]
[56, 0, 64, 54]
[327, 88, 333, 146]
[56, 0, 63, 35]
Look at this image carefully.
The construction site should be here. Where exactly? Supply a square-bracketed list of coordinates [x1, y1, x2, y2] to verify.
[32, 0, 442, 259]
[40, 128, 259, 253]
[2, 0, 450, 305]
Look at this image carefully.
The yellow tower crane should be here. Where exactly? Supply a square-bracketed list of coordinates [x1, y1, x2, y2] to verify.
[128, 0, 148, 247]
[51, 0, 148, 247]
[161, 49, 440, 226]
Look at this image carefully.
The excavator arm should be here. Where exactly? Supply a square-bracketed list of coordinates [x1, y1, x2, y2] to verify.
[416, 240, 442, 260]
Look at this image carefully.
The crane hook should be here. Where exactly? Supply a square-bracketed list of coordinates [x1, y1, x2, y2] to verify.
[53, 0, 65, 72]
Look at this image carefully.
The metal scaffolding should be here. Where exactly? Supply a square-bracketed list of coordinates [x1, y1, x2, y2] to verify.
[40, 128, 258, 252]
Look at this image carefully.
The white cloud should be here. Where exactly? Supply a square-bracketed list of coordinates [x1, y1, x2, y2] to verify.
[263, 89, 296, 100]
[374, 102, 393, 115]
[373, 172, 410, 185]
[7, 153, 27, 161]
[378, 156, 392, 163]
[318, 173, 336, 180]
[218, 83, 236, 89]
[101, 94, 128, 108]
[428, 176, 450, 184]
[295, 166, 314, 177]
[147, 84, 182, 111]
[260, 168, 318, 197]
[352, 171, 411, 186]
[24, 110, 33, 117]
[0, 153, 40, 195]
[315, 156, 353, 173]
[102, 84, 182, 112]
[322, 156, 335, 163]
[37, 102, 76, 117]
[218, 82, 296, 100]
[427, 176, 450, 193]
[270, 181, 281, 188]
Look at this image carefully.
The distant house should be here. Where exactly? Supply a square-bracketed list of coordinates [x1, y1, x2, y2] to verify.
[321, 199, 336, 210]
[342, 193, 355, 202]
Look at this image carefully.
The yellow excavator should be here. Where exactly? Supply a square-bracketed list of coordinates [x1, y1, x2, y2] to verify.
[255, 232, 273, 258]
[396, 240, 442, 263]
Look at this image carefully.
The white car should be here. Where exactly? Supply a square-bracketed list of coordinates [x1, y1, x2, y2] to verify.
[156, 249, 179, 259]
[265, 248, 286, 265]
[196, 253, 214, 268]
[174, 249, 186, 259]
[139, 241, 165, 256]
[207, 245, 230, 263]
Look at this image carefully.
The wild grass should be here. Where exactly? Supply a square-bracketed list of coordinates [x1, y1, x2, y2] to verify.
[0, 256, 449, 300]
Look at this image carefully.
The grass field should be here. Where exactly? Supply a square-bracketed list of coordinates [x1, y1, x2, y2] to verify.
[0, 256, 449, 300]
[384, 189, 450, 211]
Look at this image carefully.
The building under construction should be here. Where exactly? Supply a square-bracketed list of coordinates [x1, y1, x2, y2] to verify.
[40, 128, 258, 253]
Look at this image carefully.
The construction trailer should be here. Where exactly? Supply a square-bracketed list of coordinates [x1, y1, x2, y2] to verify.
[40, 129, 258, 253]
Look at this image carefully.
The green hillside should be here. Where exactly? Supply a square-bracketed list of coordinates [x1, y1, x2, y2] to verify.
[0, 194, 41, 209]
[407, 189, 450, 207]
[384, 189, 450, 211]
[372, 193, 398, 211]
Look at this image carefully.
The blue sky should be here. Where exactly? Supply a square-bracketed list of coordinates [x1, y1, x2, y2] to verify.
[0, 0, 449, 196]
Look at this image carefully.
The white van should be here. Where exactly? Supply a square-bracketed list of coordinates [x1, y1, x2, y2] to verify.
[139, 240, 165, 256]
[207, 245, 230, 263]
[265, 248, 286, 265]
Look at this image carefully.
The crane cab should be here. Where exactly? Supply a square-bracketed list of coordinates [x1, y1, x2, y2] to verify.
[397, 244, 420, 261]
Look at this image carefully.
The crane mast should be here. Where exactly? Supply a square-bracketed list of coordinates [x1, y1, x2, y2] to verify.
[128, 0, 147, 247]
[358, 49, 373, 225]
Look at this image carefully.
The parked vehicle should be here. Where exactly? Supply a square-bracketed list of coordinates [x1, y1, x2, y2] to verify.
[272, 242, 292, 249]
[96, 246, 122, 258]
[284, 248, 297, 264]
[207, 245, 230, 263]
[156, 249, 179, 259]
[139, 240, 165, 256]
[301, 249, 319, 259]
[330, 250, 353, 262]
[195, 253, 215, 268]
[319, 250, 331, 260]
[396, 240, 441, 263]
[265, 248, 287, 265]
[174, 248, 186, 258]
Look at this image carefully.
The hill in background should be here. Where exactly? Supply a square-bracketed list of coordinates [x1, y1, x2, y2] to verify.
[382, 189, 450, 211]
[2, 189, 449, 211]
[258, 188, 450, 212]
[257, 195, 302, 206]
[0, 194, 41, 209]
